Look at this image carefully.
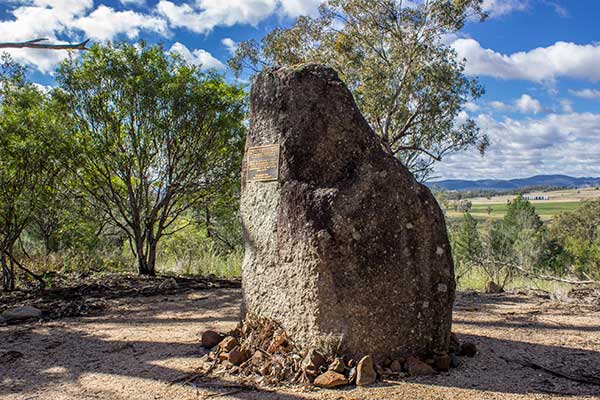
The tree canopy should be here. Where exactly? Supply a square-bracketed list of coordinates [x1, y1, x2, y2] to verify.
[56, 42, 246, 276]
[230, 0, 489, 180]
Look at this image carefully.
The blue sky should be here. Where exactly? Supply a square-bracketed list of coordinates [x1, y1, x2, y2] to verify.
[1, 0, 599, 180]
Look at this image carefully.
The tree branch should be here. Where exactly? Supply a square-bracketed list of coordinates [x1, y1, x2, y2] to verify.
[0, 38, 89, 51]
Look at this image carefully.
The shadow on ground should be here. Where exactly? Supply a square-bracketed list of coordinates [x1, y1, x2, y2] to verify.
[1, 290, 599, 399]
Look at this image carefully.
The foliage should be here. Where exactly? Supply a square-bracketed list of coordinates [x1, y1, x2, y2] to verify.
[551, 200, 600, 279]
[230, 0, 489, 180]
[56, 42, 246, 276]
[450, 212, 482, 282]
[0, 57, 67, 289]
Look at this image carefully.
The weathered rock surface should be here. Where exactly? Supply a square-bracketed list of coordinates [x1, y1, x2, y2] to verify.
[314, 371, 348, 388]
[219, 336, 239, 353]
[301, 349, 326, 379]
[406, 356, 436, 376]
[241, 64, 455, 359]
[356, 355, 377, 386]
[201, 330, 223, 348]
[1, 306, 42, 321]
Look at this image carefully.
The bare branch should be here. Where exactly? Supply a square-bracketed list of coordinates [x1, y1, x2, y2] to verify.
[0, 38, 89, 51]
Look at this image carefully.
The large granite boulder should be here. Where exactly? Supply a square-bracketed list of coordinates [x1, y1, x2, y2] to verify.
[240, 64, 455, 360]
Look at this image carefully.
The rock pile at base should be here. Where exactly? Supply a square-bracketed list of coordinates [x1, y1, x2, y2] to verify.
[198, 321, 477, 389]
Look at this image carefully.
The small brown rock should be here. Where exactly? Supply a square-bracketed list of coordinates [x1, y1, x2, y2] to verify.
[228, 347, 250, 365]
[267, 334, 292, 354]
[314, 371, 348, 388]
[201, 330, 223, 348]
[406, 357, 435, 376]
[356, 355, 377, 386]
[390, 359, 402, 373]
[258, 363, 271, 376]
[301, 349, 326, 380]
[251, 350, 267, 365]
[433, 353, 450, 372]
[328, 357, 345, 374]
[460, 342, 477, 357]
[218, 352, 229, 362]
[219, 336, 239, 352]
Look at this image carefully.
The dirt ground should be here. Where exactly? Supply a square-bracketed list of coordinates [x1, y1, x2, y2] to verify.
[1, 287, 599, 400]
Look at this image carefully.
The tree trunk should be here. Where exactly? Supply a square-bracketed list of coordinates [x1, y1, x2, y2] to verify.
[135, 238, 156, 276]
[1, 249, 16, 291]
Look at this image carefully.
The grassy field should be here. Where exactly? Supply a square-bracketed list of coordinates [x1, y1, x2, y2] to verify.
[446, 187, 600, 223]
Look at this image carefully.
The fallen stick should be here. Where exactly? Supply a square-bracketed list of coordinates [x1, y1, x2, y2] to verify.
[501, 356, 600, 386]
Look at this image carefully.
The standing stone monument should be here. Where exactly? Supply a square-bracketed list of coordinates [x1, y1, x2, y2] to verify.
[240, 64, 455, 360]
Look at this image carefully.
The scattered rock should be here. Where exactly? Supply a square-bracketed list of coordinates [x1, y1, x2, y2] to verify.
[219, 336, 239, 353]
[450, 353, 461, 368]
[158, 278, 178, 290]
[406, 357, 436, 376]
[251, 350, 268, 366]
[460, 342, 477, 358]
[258, 363, 271, 376]
[485, 281, 503, 294]
[228, 347, 250, 365]
[201, 330, 223, 348]
[1, 306, 42, 322]
[390, 359, 403, 373]
[301, 349, 326, 379]
[218, 352, 229, 362]
[328, 357, 345, 374]
[267, 334, 292, 354]
[356, 355, 377, 386]
[433, 353, 450, 372]
[314, 371, 348, 388]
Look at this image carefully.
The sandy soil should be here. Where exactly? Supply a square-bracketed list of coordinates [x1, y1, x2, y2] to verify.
[1, 288, 599, 400]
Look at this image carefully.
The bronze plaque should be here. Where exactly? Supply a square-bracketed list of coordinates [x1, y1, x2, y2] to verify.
[246, 144, 280, 182]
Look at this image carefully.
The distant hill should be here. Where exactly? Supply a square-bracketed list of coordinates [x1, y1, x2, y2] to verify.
[428, 175, 600, 192]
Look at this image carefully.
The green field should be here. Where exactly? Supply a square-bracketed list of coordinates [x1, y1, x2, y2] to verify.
[447, 201, 582, 223]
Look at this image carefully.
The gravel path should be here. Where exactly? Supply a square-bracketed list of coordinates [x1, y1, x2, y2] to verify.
[1, 289, 599, 399]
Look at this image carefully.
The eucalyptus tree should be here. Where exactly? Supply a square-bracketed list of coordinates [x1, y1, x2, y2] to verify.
[230, 0, 489, 180]
[57, 42, 246, 276]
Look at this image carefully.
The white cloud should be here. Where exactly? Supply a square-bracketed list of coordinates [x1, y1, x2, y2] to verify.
[279, 0, 323, 17]
[515, 94, 542, 114]
[0, 0, 170, 73]
[481, 0, 529, 18]
[453, 39, 600, 83]
[560, 99, 573, 113]
[464, 101, 480, 112]
[438, 112, 600, 180]
[489, 100, 511, 112]
[569, 88, 600, 99]
[73, 5, 169, 40]
[169, 42, 225, 70]
[157, 0, 323, 34]
[119, 0, 146, 5]
[221, 38, 238, 55]
[486, 94, 543, 114]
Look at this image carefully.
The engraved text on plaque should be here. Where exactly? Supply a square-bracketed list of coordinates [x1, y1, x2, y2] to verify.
[246, 144, 280, 182]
